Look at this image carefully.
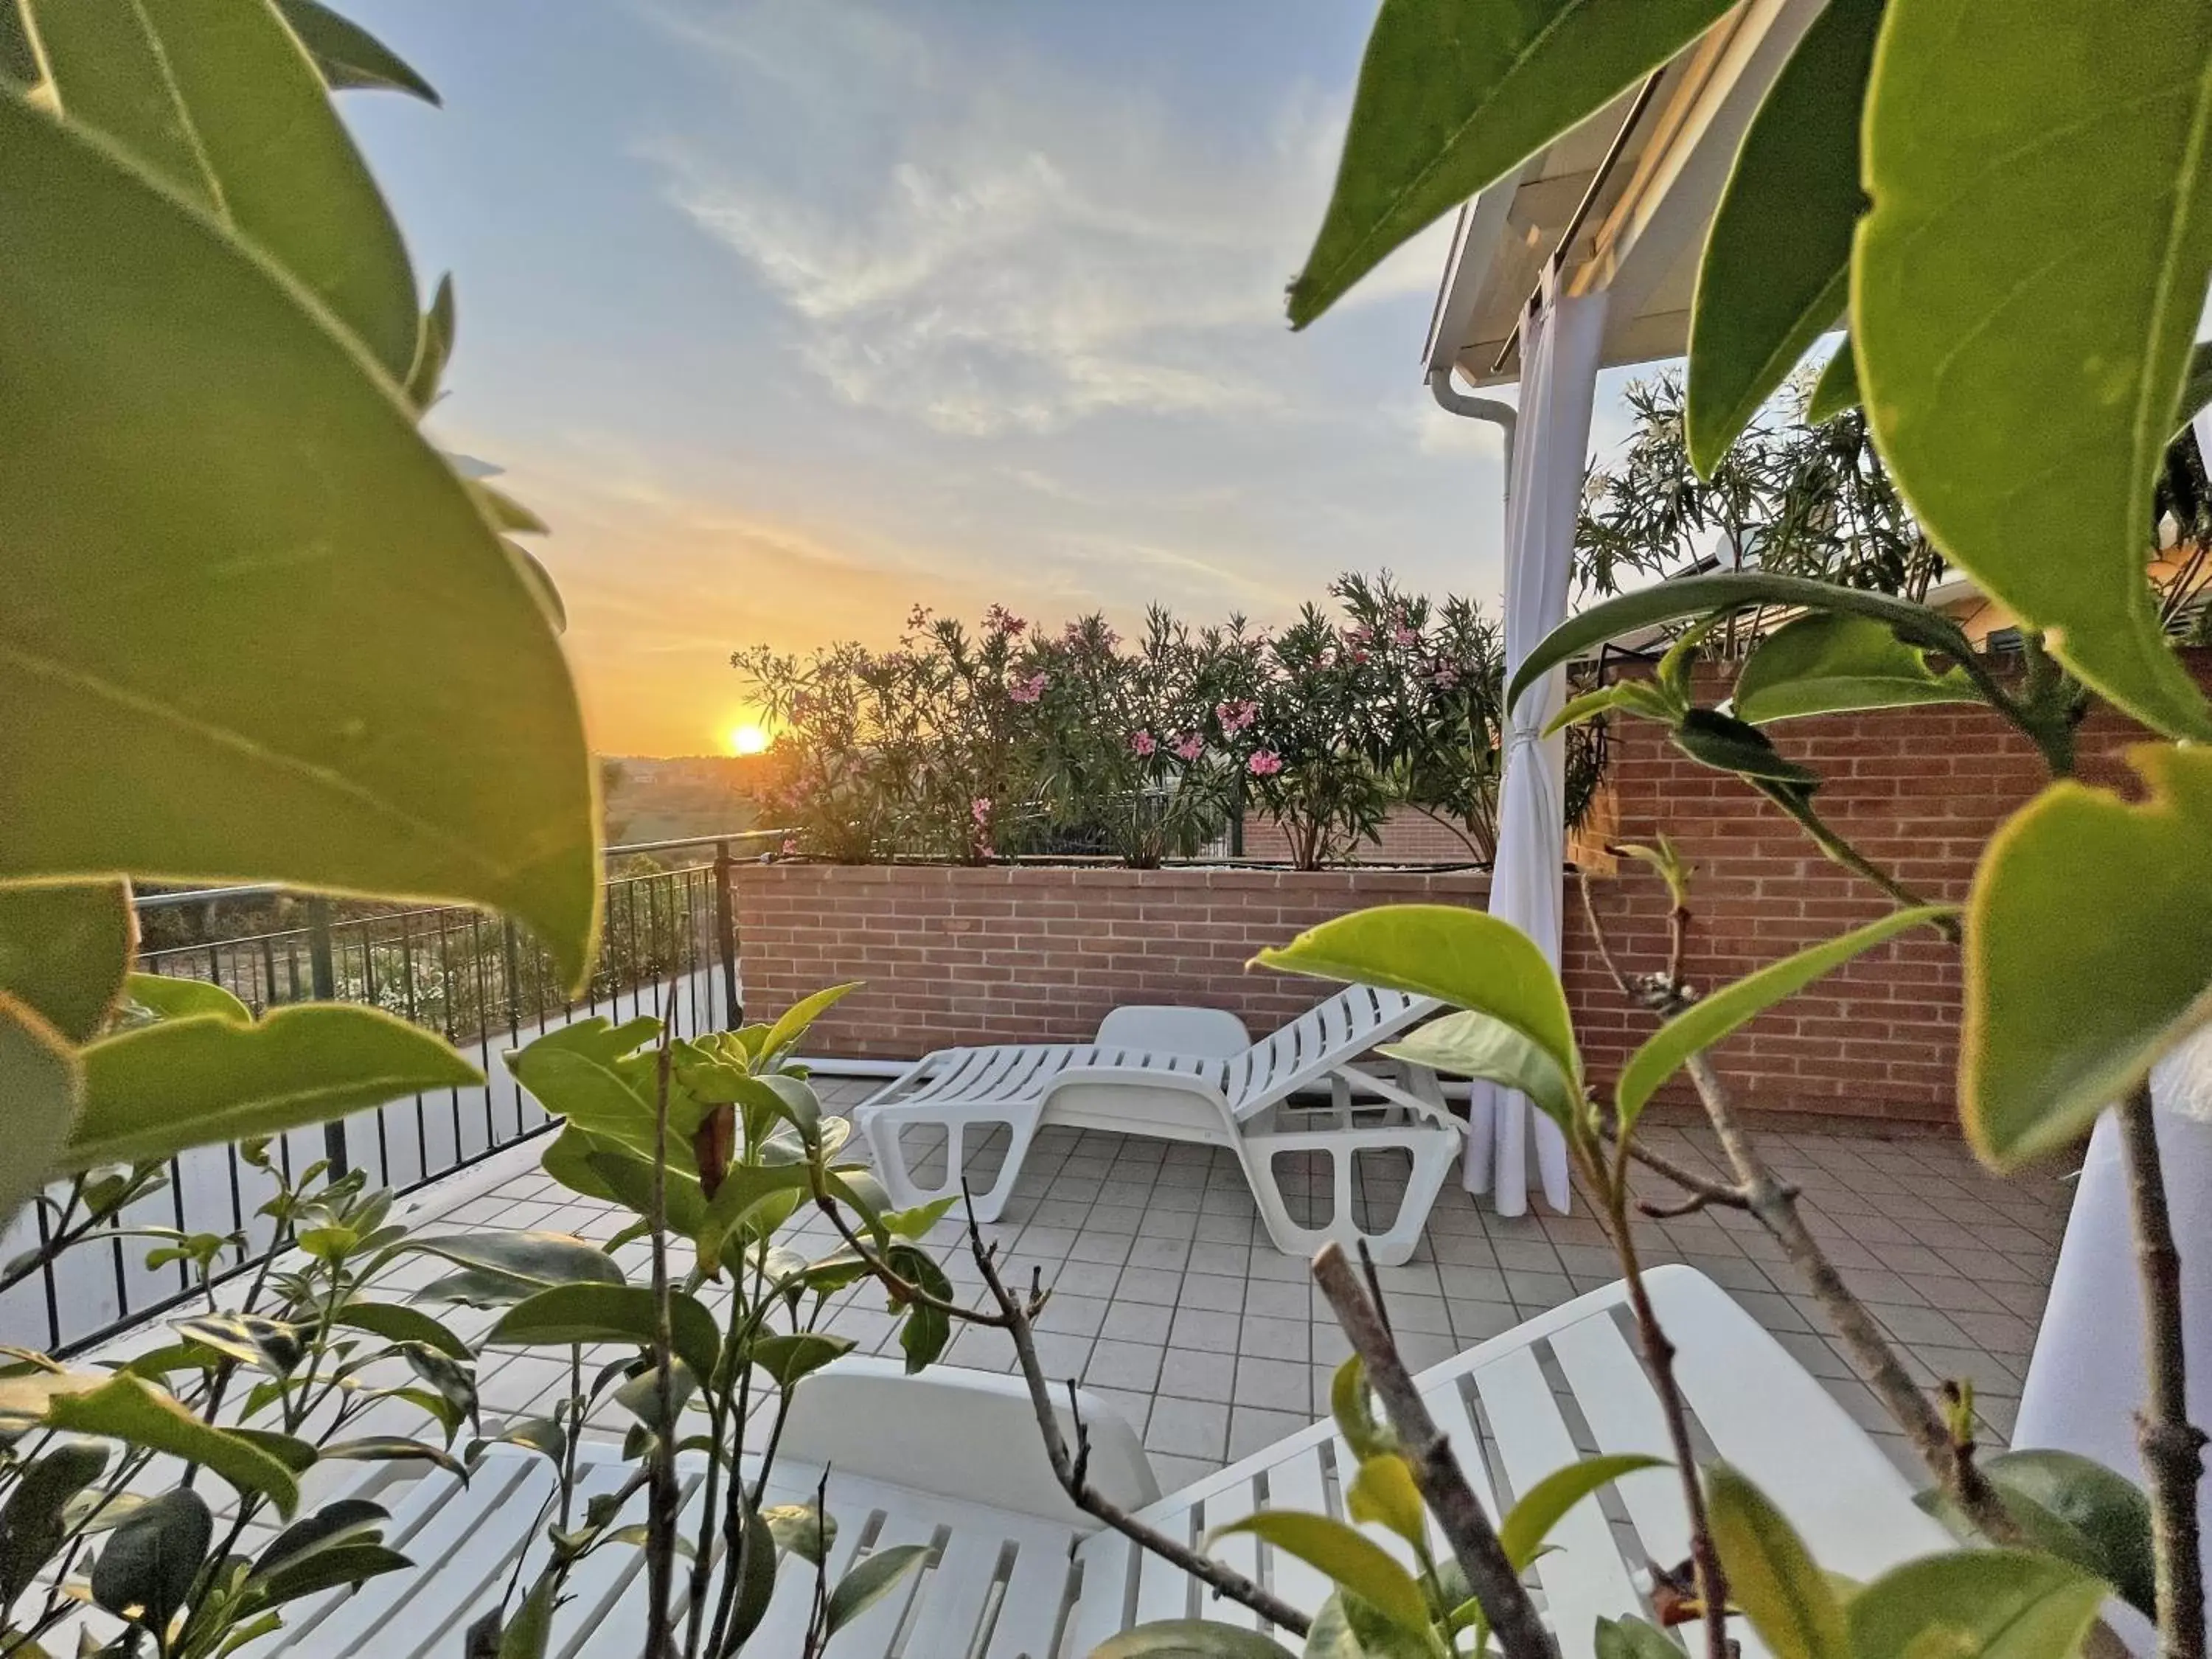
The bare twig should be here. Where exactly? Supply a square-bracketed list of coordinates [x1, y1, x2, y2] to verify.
[961, 1189, 1312, 1637]
[1310, 1243, 1551, 1659]
[2118, 1081, 2208, 1659]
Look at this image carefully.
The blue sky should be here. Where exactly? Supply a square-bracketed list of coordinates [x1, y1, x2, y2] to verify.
[342, 0, 1641, 755]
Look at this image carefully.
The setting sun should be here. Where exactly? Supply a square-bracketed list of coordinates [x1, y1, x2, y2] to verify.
[728, 721, 771, 756]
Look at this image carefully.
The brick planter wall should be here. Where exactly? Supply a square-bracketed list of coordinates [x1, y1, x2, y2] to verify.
[736, 650, 2201, 1129]
[734, 865, 1487, 1062]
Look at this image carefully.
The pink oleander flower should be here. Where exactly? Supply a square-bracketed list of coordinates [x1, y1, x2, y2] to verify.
[1345, 623, 1373, 647]
[1391, 625, 1418, 647]
[780, 837, 799, 856]
[906, 603, 932, 631]
[1009, 671, 1048, 704]
[1130, 730, 1157, 757]
[984, 604, 1026, 636]
[1173, 733, 1204, 762]
[1430, 665, 1461, 690]
[971, 796, 992, 826]
[1215, 699, 1258, 733]
[1247, 750, 1283, 777]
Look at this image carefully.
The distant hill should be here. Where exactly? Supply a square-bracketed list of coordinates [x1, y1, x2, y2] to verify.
[601, 754, 774, 848]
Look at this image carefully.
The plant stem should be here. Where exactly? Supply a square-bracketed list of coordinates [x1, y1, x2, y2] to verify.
[961, 1197, 1311, 1636]
[2118, 1080, 2208, 1659]
[1596, 1138, 1729, 1659]
[1754, 782, 1958, 941]
[1310, 1244, 1551, 1659]
[644, 1017, 681, 1659]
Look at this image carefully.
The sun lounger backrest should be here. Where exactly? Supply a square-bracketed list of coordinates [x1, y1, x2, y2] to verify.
[1225, 983, 1437, 1119]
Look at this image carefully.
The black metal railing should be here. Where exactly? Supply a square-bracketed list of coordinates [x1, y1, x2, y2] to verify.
[7, 831, 779, 1358]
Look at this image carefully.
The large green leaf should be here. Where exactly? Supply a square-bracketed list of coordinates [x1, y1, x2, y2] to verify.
[0, 1442, 108, 1605]
[1085, 1625, 1298, 1658]
[1853, 0, 2212, 741]
[1848, 1551, 2107, 1659]
[1508, 573, 1972, 710]
[64, 1005, 480, 1169]
[330, 1303, 471, 1363]
[27, 0, 419, 379]
[123, 972, 251, 1025]
[827, 1543, 931, 1635]
[272, 0, 438, 104]
[1947, 1450, 2157, 1620]
[1806, 338, 1861, 423]
[0, 89, 600, 987]
[759, 981, 862, 1062]
[1683, 0, 1882, 473]
[1382, 1010, 1576, 1132]
[1966, 745, 2212, 1166]
[1287, 0, 1736, 327]
[487, 1283, 720, 1383]
[1732, 614, 1980, 724]
[1207, 1511, 1430, 1636]
[0, 880, 132, 1043]
[0, 994, 82, 1225]
[90, 1486, 212, 1632]
[45, 1376, 299, 1514]
[1705, 1464, 1848, 1659]
[400, 1230, 625, 1290]
[1255, 904, 1579, 1093]
[1618, 907, 1952, 1131]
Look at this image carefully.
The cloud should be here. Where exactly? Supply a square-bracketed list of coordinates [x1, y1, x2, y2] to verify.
[636, 0, 1362, 435]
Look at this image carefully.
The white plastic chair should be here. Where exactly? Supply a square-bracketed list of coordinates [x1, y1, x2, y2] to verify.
[855, 987, 1462, 1265]
[215, 1267, 1954, 1659]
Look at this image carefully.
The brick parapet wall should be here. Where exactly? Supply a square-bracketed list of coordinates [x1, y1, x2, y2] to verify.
[737, 650, 2203, 1127]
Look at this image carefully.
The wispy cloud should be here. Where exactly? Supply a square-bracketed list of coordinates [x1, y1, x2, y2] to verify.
[636, 0, 1380, 435]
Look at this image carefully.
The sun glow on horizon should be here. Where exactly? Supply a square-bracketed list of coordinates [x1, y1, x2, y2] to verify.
[728, 721, 771, 756]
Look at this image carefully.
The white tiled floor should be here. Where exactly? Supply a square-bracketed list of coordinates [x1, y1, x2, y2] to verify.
[392, 1076, 2073, 1495]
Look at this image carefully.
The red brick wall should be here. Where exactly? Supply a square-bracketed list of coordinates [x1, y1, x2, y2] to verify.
[735, 866, 1487, 1061]
[737, 654, 2191, 1126]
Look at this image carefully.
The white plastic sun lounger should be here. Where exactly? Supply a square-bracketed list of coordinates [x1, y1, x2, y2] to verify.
[856, 988, 1464, 1266]
[202, 1267, 1950, 1659]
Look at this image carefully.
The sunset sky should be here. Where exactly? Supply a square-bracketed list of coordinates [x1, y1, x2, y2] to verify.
[343, 1, 1646, 757]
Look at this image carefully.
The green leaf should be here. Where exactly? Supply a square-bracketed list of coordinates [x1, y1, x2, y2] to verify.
[827, 1542, 931, 1635]
[25, 0, 419, 379]
[0, 0, 35, 86]
[1330, 1356, 1396, 1463]
[1382, 1010, 1577, 1133]
[760, 981, 862, 1062]
[250, 1496, 386, 1583]
[271, 0, 438, 103]
[762, 1503, 835, 1568]
[1254, 904, 1579, 1098]
[170, 1313, 303, 1377]
[508, 541, 568, 635]
[331, 1302, 471, 1363]
[0, 90, 599, 987]
[1498, 1453, 1665, 1570]
[0, 880, 132, 1043]
[1509, 574, 1972, 712]
[749, 1332, 855, 1388]
[1669, 709, 1823, 787]
[1346, 1454, 1426, 1551]
[90, 1487, 211, 1632]
[1853, 0, 2212, 742]
[1593, 1615, 1683, 1659]
[124, 972, 251, 1025]
[1806, 339, 1860, 423]
[42, 1380, 303, 1522]
[408, 273, 457, 410]
[1976, 1450, 2156, 1621]
[320, 1437, 467, 1478]
[254, 1540, 413, 1609]
[1683, 0, 1880, 474]
[888, 1242, 955, 1374]
[1965, 745, 2212, 1165]
[700, 1162, 813, 1264]
[1087, 1623, 1300, 1658]
[0, 1442, 109, 1604]
[0, 994, 81, 1226]
[1848, 1551, 2107, 1659]
[1705, 1463, 1847, 1659]
[1208, 1511, 1430, 1637]
[726, 1507, 780, 1649]
[1733, 615, 1980, 725]
[1618, 905, 1953, 1132]
[494, 1573, 557, 1659]
[66, 1006, 479, 1169]
[476, 484, 548, 536]
[1287, 0, 1736, 327]
[488, 1284, 720, 1383]
[580, 1143, 708, 1238]
[400, 1230, 625, 1290]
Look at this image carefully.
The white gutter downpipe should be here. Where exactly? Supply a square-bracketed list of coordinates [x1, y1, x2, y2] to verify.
[1427, 366, 1517, 512]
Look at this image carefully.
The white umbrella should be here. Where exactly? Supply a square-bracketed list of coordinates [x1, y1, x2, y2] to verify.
[1464, 275, 1610, 1215]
